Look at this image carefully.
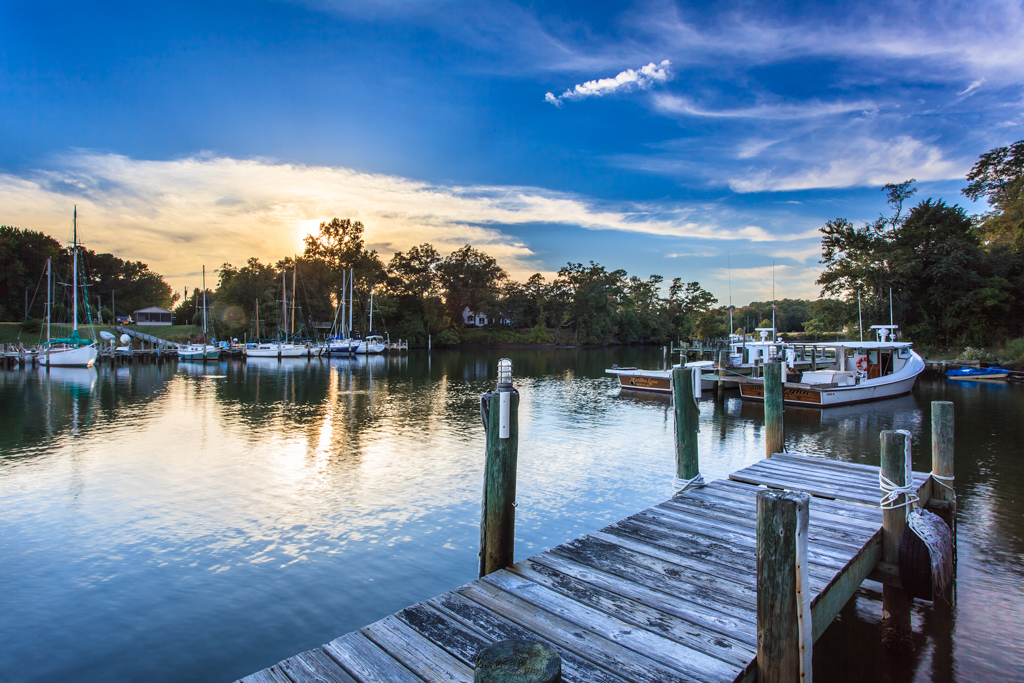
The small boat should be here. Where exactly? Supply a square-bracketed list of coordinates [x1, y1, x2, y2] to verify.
[946, 366, 1011, 381]
[355, 334, 387, 354]
[606, 360, 715, 394]
[179, 266, 221, 361]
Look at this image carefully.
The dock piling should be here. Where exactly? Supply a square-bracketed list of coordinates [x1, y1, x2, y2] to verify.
[764, 361, 784, 457]
[671, 366, 700, 488]
[479, 359, 520, 578]
[717, 350, 727, 402]
[880, 430, 913, 650]
[930, 401, 956, 542]
[756, 489, 812, 683]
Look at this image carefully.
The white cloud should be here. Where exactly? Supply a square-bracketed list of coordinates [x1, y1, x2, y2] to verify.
[653, 95, 877, 120]
[546, 60, 672, 106]
[957, 79, 986, 97]
[727, 135, 966, 193]
[0, 152, 811, 290]
[714, 264, 823, 299]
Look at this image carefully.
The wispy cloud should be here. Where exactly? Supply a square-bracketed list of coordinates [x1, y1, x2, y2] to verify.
[0, 152, 814, 289]
[728, 135, 966, 192]
[957, 78, 986, 97]
[714, 264, 823, 299]
[545, 60, 672, 107]
[653, 95, 876, 120]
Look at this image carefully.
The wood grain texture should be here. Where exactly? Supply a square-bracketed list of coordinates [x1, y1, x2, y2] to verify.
[763, 362, 785, 458]
[480, 390, 520, 577]
[672, 367, 700, 480]
[325, 632, 423, 683]
[756, 490, 811, 683]
[880, 430, 913, 649]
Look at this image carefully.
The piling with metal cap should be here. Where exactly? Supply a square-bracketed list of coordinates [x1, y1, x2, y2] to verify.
[479, 358, 520, 577]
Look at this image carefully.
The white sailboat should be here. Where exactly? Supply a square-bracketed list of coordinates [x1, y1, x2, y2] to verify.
[178, 265, 221, 361]
[355, 286, 386, 354]
[246, 270, 308, 359]
[39, 208, 98, 368]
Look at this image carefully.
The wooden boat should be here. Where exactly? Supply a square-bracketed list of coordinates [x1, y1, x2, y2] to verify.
[738, 326, 924, 407]
[606, 361, 715, 394]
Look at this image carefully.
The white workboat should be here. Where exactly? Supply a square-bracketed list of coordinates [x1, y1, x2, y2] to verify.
[606, 360, 715, 394]
[738, 326, 924, 407]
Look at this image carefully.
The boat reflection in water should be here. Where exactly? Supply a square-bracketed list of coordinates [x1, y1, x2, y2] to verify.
[37, 365, 98, 393]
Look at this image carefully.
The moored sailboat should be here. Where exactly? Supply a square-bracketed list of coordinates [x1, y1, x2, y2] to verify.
[39, 208, 98, 368]
[178, 265, 221, 361]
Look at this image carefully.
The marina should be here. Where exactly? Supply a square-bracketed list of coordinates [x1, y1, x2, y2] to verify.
[1, 347, 1021, 682]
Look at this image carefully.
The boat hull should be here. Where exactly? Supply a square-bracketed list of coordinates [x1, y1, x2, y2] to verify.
[39, 345, 98, 368]
[178, 345, 221, 360]
[245, 344, 309, 359]
[607, 365, 715, 394]
[739, 372, 921, 407]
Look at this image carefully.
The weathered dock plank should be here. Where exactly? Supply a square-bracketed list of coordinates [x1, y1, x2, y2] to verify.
[237, 455, 928, 683]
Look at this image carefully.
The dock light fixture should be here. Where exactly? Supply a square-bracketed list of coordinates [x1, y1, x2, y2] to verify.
[497, 358, 513, 439]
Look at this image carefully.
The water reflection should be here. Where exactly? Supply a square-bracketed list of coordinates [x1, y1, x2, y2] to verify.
[0, 351, 1022, 683]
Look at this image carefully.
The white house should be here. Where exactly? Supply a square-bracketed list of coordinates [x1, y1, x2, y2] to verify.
[462, 306, 489, 327]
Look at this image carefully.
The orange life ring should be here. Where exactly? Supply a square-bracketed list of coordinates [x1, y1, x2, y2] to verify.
[856, 356, 869, 371]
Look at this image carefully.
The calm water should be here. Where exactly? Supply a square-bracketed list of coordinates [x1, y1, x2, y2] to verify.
[1, 348, 1021, 682]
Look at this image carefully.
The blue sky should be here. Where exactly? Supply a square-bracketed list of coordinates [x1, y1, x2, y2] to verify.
[1, 0, 1021, 304]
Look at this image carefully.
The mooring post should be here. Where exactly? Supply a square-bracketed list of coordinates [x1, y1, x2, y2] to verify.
[931, 401, 956, 542]
[475, 639, 561, 683]
[880, 430, 913, 650]
[756, 489, 812, 683]
[717, 350, 727, 403]
[671, 366, 700, 485]
[764, 361, 784, 457]
[479, 359, 519, 578]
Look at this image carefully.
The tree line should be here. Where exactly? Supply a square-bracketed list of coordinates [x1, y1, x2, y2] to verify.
[0, 226, 174, 326]
[196, 217, 723, 345]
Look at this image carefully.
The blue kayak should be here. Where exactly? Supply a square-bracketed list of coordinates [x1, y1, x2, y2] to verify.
[946, 366, 1011, 380]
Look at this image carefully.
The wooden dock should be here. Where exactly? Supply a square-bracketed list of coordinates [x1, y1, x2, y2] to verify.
[239, 452, 938, 683]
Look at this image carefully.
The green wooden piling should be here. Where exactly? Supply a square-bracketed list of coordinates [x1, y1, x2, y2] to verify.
[479, 389, 520, 577]
[880, 430, 913, 650]
[931, 401, 956, 540]
[756, 489, 812, 683]
[764, 361, 784, 458]
[672, 367, 699, 482]
[717, 350, 727, 402]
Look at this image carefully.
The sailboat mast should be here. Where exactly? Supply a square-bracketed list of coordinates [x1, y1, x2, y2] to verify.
[348, 267, 353, 336]
[342, 270, 350, 339]
[281, 271, 286, 342]
[369, 286, 374, 333]
[727, 252, 733, 337]
[858, 290, 864, 342]
[291, 268, 297, 336]
[255, 298, 260, 340]
[771, 261, 775, 336]
[202, 265, 208, 336]
[46, 258, 51, 342]
[72, 206, 78, 332]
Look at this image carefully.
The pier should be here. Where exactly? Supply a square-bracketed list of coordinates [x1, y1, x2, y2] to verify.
[237, 363, 956, 683]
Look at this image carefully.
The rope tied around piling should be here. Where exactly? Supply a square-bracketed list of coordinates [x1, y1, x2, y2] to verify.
[879, 429, 919, 514]
[672, 473, 706, 491]
[930, 472, 955, 492]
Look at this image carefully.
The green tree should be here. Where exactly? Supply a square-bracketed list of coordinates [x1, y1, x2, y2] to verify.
[963, 140, 1024, 247]
[436, 245, 507, 326]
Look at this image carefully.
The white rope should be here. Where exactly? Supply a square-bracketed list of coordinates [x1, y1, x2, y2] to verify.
[931, 473, 955, 492]
[879, 429, 919, 516]
[673, 473, 706, 491]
